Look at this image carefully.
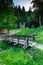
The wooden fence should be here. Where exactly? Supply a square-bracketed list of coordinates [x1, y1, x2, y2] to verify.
[0, 34, 36, 49]
[5, 34, 36, 45]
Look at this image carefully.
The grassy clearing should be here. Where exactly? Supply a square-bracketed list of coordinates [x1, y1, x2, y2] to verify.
[16, 28, 35, 35]
[16, 26, 43, 44]
[0, 46, 36, 65]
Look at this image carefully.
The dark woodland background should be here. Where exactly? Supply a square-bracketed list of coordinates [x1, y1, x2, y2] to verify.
[0, 0, 43, 30]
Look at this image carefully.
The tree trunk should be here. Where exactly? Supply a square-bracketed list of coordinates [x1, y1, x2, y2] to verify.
[39, 15, 41, 26]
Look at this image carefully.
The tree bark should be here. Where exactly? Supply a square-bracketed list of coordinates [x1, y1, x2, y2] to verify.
[39, 15, 41, 26]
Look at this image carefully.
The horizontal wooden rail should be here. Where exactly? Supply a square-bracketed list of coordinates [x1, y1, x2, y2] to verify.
[6, 34, 36, 37]
[5, 34, 36, 44]
[0, 34, 37, 49]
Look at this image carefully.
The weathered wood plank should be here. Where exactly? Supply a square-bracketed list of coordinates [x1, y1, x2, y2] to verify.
[0, 34, 36, 48]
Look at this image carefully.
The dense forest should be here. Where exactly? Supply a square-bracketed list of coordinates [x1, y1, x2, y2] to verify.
[0, 0, 43, 30]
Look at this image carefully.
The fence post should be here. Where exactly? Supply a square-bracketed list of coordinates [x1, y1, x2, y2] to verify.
[32, 35, 35, 41]
[5, 35, 7, 41]
[6, 35, 8, 41]
[18, 36, 19, 44]
[26, 37, 28, 46]
[12, 35, 13, 42]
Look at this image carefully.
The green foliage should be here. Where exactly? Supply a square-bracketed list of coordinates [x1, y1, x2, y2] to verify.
[31, 12, 37, 20]
[0, 46, 36, 65]
[28, 47, 43, 65]
[6, 14, 17, 29]
[26, 16, 32, 27]
[0, 0, 18, 30]
[0, 11, 18, 30]
[0, 41, 9, 50]
[35, 26, 43, 44]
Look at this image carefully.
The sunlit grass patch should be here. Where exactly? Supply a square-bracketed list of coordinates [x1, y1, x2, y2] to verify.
[16, 28, 35, 35]
[0, 46, 36, 65]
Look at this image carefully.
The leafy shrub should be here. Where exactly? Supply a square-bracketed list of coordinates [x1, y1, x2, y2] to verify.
[0, 41, 9, 50]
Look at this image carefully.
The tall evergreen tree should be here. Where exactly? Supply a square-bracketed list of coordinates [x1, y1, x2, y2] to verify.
[22, 6, 25, 16]
[0, 0, 13, 13]
[32, 0, 43, 26]
[21, 6, 27, 24]
[18, 5, 22, 16]
[27, 7, 32, 16]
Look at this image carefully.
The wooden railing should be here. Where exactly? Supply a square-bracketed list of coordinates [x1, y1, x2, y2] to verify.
[5, 34, 36, 45]
[0, 34, 36, 49]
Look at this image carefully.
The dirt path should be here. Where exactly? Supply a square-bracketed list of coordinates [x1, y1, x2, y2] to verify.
[9, 29, 21, 35]
[31, 42, 43, 50]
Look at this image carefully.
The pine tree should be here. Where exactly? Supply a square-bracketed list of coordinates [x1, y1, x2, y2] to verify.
[32, 0, 43, 26]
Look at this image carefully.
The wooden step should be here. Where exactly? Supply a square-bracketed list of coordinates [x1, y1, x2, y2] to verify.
[23, 44, 29, 49]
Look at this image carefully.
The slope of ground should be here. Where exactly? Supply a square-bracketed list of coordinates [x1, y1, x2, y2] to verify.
[27, 47, 43, 65]
[0, 45, 43, 65]
[0, 46, 36, 65]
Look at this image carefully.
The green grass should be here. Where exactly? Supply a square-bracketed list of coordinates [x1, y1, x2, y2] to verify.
[0, 46, 43, 65]
[0, 26, 43, 65]
[27, 47, 43, 65]
[34, 26, 43, 44]
[0, 46, 36, 65]
[0, 41, 9, 51]
[0, 41, 43, 65]
[16, 26, 43, 44]
[16, 28, 35, 35]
